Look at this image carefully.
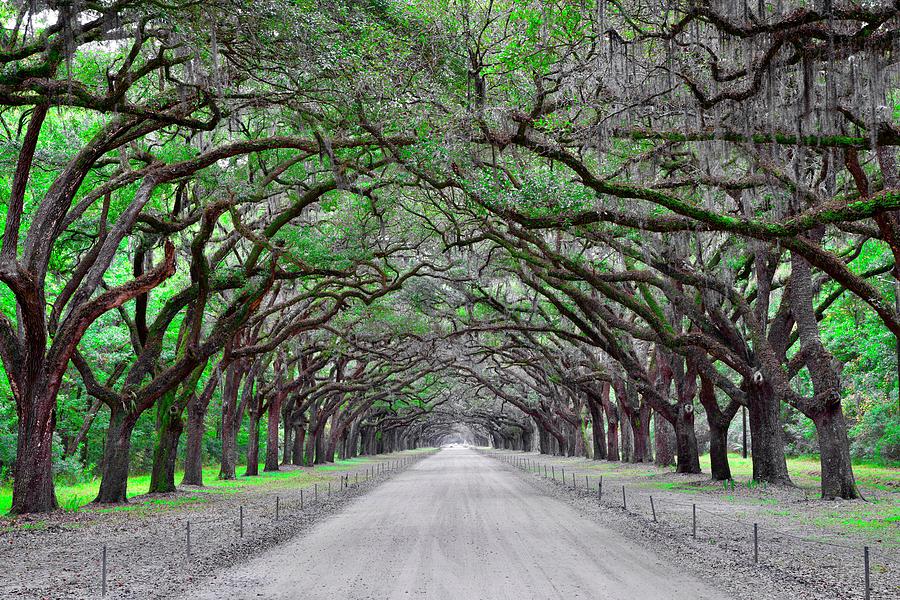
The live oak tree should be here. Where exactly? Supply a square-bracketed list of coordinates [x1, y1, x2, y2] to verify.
[1, 0, 898, 513]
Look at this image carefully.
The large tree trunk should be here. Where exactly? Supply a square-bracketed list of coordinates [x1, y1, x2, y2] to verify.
[182, 395, 207, 486]
[365, 427, 377, 455]
[264, 393, 284, 472]
[537, 421, 550, 454]
[698, 372, 734, 481]
[813, 403, 859, 499]
[673, 406, 701, 474]
[317, 414, 333, 463]
[551, 426, 567, 456]
[11, 392, 58, 513]
[620, 410, 633, 462]
[613, 379, 636, 461]
[220, 413, 238, 480]
[566, 420, 578, 457]
[654, 410, 676, 467]
[281, 405, 294, 466]
[148, 394, 184, 494]
[346, 418, 360, 458]
[305, 405, 319, 465]
[521, 424, 533, 453]
[293, 423, 307, 466]
[790, 249, 857, 499]
[326, 424, 343, 462]
[587, 396, 607, 460]
[747, 381, 791, 484]
[604, 398, 620, 462]
[218, 363, 245, 480]
[310, 422, 326, 464]
[638, 400, 652, 463]
[629, 413, 647, 463]
[245, 407, 261, 476]
[708, 418, 732, 481]
[95, 408, 138, 504]
[327, 409, 349, 461]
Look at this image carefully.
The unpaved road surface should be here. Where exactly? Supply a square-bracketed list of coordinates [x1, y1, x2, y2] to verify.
[182, 447, 730, 599]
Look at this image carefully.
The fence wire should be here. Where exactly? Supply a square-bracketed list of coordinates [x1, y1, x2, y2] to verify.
[486, 449, 898, 599]
[74, 452, 432, 597]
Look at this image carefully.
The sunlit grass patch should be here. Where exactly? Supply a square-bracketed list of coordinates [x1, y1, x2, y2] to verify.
[698, 453, 900, 491]
[810, 500, 900, 539]
[0, 519, 47, 533]
[93, 495, 209, 514]
[0, 462, 335, 514]
[650, 481, 721, 494]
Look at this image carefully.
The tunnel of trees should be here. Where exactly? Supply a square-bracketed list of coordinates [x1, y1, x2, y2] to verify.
[0, 0, 898, 514]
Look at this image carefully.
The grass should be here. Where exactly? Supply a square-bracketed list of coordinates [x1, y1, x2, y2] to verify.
[0, 460, 358, 515]
[697, 453, 900, 491]
[809, 499, 900, 536]
[518, 449, 899, 539]
[565, 451, 897, 493]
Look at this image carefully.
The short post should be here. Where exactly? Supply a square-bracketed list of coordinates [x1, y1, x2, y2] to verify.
[622, 485, 626, 510]
[753, 523, 758, 564]
[572, 473, 576, 489]
[301, 489, 304, 509]
[328, 481, 332, 496]
[276, 496, 280, 520]
[544, 465, 547, 477]
[599, 476, 603, 501]
[186, 520, 191, 558]
[650, 496, 656, 522]
[101, 544, 107, 597]
[315, 483, 318, 502]
[240, 505, 244, 538]
[864, 546, 871, 600]
[355, 473, 359, 485]
[585, 475, 589, 490]
[692, 504, 697, 538]
[561, 467, 565, 482]
[552, 466, 555, 480]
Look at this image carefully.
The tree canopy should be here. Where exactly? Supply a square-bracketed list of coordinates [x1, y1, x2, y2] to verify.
[0, 0, 898, 513]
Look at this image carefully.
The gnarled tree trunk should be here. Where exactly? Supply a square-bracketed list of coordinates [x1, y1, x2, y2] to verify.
[813, 404, 858, 499]
[587, 395, 607, 460]
[245, 403, 262, 477]
[654, 411, 676, 467]
[182, 395, 208, 486]
[673, 406, 700, 474]
[264, 391, 285, 472]
[11, 389, 58, 513]
[698, 373, 735, 481]
[148, 391, 184, 494]
[95, 407, 138, 504]
[746, 381, 791, 485]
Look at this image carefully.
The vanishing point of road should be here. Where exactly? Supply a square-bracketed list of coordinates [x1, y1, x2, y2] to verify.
[184, 447, 728, 599]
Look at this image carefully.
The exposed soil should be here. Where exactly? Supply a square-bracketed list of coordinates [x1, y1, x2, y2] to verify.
[2, 452, 427, 600]
[491, 450, 900, 600]
[180, 447, 730, 600]
[6, 448, 896, 600]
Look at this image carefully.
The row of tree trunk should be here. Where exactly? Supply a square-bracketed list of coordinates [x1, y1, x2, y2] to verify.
[86, 353, 421, 503]
[519, 377, 752, 487]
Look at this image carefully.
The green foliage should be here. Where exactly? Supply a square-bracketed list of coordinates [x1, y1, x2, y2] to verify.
[851, 402, 900, 463]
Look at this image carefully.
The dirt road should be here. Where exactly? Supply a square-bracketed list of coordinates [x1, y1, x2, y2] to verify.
[181, 447, 730, 599]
